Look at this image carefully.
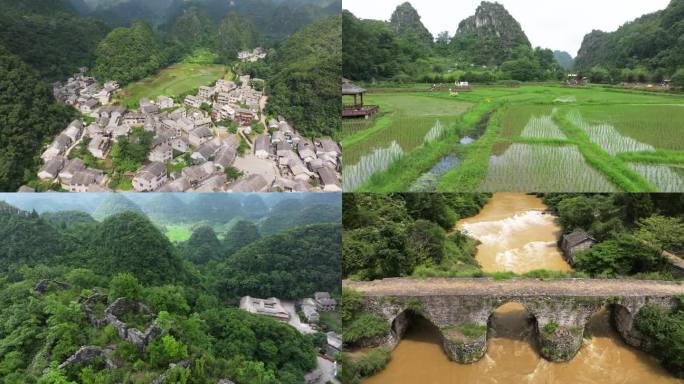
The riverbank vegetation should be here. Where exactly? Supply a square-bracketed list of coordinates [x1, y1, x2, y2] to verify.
[343, 193, 490, 280]
[634, 296, 684, 379]
[543, 193, 684, 279]
[0, 194, 341, 383]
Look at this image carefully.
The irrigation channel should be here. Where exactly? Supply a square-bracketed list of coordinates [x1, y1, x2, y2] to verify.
[362, 193, 682, 383]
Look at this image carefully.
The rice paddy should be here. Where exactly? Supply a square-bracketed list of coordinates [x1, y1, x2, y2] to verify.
[479, 144, 618, 192]
[344, 84, 684, 192]
[628, 163, 684, 192]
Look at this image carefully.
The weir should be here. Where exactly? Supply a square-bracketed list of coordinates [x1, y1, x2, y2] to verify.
[345, 278, 684, 363]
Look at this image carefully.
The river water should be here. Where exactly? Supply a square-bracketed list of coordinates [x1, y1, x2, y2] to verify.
[362, 193, 681, 383]
[457, 192, 572, 273]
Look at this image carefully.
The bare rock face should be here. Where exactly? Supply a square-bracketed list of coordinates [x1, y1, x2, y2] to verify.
[34, 279, 71, 295]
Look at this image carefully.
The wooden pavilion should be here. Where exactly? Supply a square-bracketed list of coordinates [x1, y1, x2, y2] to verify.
[342, 78, 379, 118]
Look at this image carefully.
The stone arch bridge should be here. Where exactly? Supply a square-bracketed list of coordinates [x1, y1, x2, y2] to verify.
[344, 278, 684, 363]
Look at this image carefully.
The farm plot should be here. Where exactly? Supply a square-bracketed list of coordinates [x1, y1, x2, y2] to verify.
[628, 163, 684, 192]
[567, 110, 655, 155]
[343, 142, 404, 191]
[500, 106, 566, 139]
[479, 144, 618, 192]
[578, 105, 684, 151]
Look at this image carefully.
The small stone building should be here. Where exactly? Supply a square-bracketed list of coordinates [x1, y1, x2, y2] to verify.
[560, 229, 596, 264]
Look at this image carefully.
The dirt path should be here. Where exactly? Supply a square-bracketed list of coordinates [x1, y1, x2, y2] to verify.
[344, 278, 684, 297]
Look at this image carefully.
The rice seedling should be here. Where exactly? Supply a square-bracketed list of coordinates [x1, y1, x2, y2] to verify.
[423, 120, 446, 143]
[478, 144, 618, 192]
[567, 110, 654, 155]
[343, 142, 404, 191]
[628, 163, 684, 192]
[520, 110, 566, 139]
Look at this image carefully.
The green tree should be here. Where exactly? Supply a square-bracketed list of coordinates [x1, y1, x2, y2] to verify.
[108, 273, 142, 301]
[636, 215, 684, 254]
[147, 335, 189, 368]
[223, 220, 261, 256]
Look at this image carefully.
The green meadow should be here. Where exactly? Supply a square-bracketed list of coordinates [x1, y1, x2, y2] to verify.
[343, 84, 684, 192]
[114, 50, 227, 108]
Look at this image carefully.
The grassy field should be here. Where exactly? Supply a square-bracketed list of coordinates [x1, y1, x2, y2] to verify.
[345, 84, 684, 192]
[115, 50, 227, 108]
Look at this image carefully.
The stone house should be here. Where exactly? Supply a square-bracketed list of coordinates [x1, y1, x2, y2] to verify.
[189, 126, 213, 147]
[38, 157, 65, 180]
[239, 296, 289, 322]
[214, 146, 237, 171]
[317, 167, 341, 192]
[88, 135, 109, 159]
[148, 143, 173, 163]
[156, 96, 174, 110]
[298, 139, 317, 163]
[65, 169, 103, 192]
[191, 141, 220, 163]
[58, 158, 86, 184]
[228, 174, 269, 192]
[301, 298, 319, 323]
[198, 86, 215, 99]
[64, 120, 84, 142]
[215, 79, 237, 93]
[124, 112, 146, 126]
[132, 162, 167, 192]
[254, 134, 271, 159]
[158, 177, 191, 192]
[139, 98, 158, 114]
[184, 95, 203, 108]
[560, 229, 596, 264]
[182, 162, 216, 187]
[314, 292, 336, 311]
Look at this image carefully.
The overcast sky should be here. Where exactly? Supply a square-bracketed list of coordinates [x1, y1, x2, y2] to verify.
[343, 0, 670, 56]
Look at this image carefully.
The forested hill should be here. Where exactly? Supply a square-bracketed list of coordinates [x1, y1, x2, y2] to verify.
[451, 1, 531, 66]
[389, 2, 434, 49]
[343, 2, 563, 83]
[574, 0, 684, 77]
[0, 199, 339, 383]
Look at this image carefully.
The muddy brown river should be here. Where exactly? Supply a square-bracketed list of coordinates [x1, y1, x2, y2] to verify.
[361, 193, 681, 383]
[457, 192, 572, 273]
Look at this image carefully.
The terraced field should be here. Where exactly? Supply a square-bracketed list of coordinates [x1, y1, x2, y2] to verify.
[347, 84, 684, 192]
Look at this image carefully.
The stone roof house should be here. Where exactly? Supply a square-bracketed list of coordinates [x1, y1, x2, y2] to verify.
[132, 162, 167, 192]
[314, 292, 336, 311]
[38, 157, 65, 180]
[58, 158, 86, 183]
[301, 298, 319, 323]
[228, 174, 269, 192]
[65, 169, 103, 192]
[189, 126, 213, 147]
[158, 177, 191, 192]
[148, 143, 173, 163]
[317, 167, 341, 192]
[214, 146, 237, 170]
[156, 96, 174, 110]
[88, 135, 109, 159]
[254, 134, 271, 159]
[182, 162, 216, 187]
[560, 229, 596, 264]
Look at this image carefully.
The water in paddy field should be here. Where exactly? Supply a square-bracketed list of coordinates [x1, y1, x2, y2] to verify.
[457, 192, 572, 273]
[362, 304, 682, 384]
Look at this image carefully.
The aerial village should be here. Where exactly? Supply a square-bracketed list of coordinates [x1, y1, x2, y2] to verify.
[240, 292, 341, 384]
[27, 52, 342, 193]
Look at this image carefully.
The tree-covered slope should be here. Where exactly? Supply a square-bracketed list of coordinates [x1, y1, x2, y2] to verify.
[389, 2, 434, 49]
[451, 1, 531, 66]
[553, 50, 574, 70]
[267, 15, 341, 137]
[91, 194, 143, 221]
[0, 47, 76, 191]
[215, 223, 341, 300]
[574, 0, 684, 75]
[0, 0, 109, 81]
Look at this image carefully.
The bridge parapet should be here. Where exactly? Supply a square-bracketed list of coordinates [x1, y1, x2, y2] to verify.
[346, 278, 684, 364]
